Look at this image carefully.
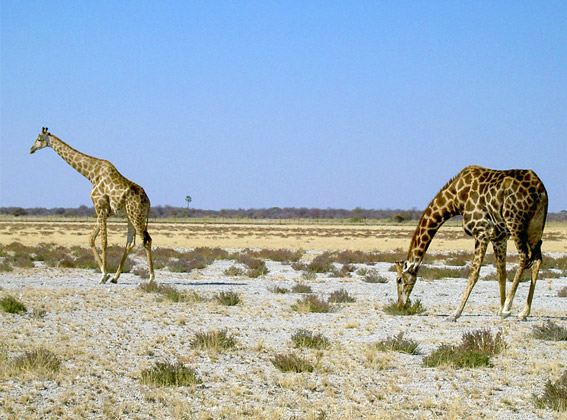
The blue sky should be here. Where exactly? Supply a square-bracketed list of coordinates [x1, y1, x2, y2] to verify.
[1, 1, 566, 211]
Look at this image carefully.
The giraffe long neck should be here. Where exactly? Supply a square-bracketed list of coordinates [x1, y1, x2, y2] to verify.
[48, 135, 101, 183]
[406, 185, 461, 270]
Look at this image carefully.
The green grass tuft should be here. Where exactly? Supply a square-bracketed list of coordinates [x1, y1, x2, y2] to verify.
[0, 295, 27, 314]
[533, 370, 567, 412]
[271, 353, 314, 373]
[214, 290, 241, 306]
[191, 329, 237, 351]
[291, 295, 333, 313]
[383, 299, 427, 316]
[291, 330, 330, 349]
[140, 361, 201, 387]
[13, 348, 62, 373]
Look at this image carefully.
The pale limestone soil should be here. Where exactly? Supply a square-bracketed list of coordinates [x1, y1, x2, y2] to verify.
[0, 253, 566, 419]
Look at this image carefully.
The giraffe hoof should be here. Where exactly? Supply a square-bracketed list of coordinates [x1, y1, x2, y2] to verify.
[501, 311, 512, 319]
[446, 315, 458, 322]
[110, 277, 118, 284]
[100, 274, 111, 284]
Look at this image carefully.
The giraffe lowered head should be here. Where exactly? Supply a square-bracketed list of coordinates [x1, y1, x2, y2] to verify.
[395, 261, 418, 307]
[30, 127, 51, 154]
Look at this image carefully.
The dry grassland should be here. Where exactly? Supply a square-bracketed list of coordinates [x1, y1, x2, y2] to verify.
[1, 219, 566, 419]
[1, 219, 566, 252]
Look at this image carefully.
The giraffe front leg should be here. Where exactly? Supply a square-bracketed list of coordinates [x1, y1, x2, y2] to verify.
[447, 238, 487, 322]
[99, 217, 111, 284]
[90, 223, 109, 283]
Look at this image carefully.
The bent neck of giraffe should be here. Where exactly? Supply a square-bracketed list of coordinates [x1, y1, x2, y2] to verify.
[48, 135, 100, 183]
[406, 192, 460, 270]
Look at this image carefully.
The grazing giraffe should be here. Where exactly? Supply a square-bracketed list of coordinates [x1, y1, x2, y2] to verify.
[30, 127, 155, 283]
[395, 165, 548, 321]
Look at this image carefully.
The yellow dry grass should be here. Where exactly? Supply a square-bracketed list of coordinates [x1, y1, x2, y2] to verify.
[1, 219, 566, 252]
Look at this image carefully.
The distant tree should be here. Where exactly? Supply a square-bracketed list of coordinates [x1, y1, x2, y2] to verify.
[185, 195, 192, 209]
[12, 207, 27, 217]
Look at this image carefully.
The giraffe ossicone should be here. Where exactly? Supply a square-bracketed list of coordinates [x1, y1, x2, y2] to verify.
[396, 165, 547, 321]
[30, 127, 155, 283]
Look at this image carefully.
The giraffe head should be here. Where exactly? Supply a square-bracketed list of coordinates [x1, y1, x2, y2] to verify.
[30, 127, 51, 154]
[395, 261, 418, 307]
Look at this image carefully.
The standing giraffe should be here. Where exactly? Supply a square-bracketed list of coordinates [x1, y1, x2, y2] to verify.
[30, 127, 155, 283]
[395, 165, 547, 321]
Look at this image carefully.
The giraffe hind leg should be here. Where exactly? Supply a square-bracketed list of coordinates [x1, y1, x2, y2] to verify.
[111, 221, 136, 284]
[143, 230, 155, 281]
[518, 240, 543, 320]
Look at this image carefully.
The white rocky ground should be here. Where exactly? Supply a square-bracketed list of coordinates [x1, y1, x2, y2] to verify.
[1, 251, 566, 419]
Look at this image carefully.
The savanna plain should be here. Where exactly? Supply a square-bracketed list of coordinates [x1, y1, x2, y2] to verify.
[1, 218, 566, 419]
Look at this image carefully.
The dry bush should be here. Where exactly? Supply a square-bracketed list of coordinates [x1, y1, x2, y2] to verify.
[423, 329, 505, 368]
[224, 265, 245, 276]
[138, 281, 203, 303]
[360, 269, 388, 283]
[532, 320, 567, 341]
[12, 348, 62, 374]
[328, 288, 356, 303]
[372, 332, 420, 355]
[268, 285, 289, 294]
[558, 287, 567, 298]
[533, 370, 567, 412]
[291, 283, 312, 294]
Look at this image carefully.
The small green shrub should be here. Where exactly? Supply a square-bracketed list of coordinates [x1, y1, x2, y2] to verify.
[268, 286, 289, 294]
[253, 249, 304, 263]
[305, 253, 335, 273]
[13, 348, 61, 373]
[132, 267, 150, 279]
[0, 295, 27, 314]
[423, 329, 505, 368]
[138, 281, 202, 303]
[300, 271, 317, 281]
[373, 332, 420, 355]
[533, 370, 567, 412]
[0, 261, 13, 272]
[291, 295, 333, 313]
[361, 269, 388, 283]
[532, 320, 567, 341]
[291, 283, 312, 294]
[238, 254, 269, 277]
[224, 265, 245, 276]
[328, 288, 356, 303]
[291, 330, 330, 349]
[191, 329, 237, 351]
[140, 361, 201, 387]
[214, 290, 241, 306]
[383, 299, 426, 316]
[419, 266, 469, 280]
[271, 353, 314, 373]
